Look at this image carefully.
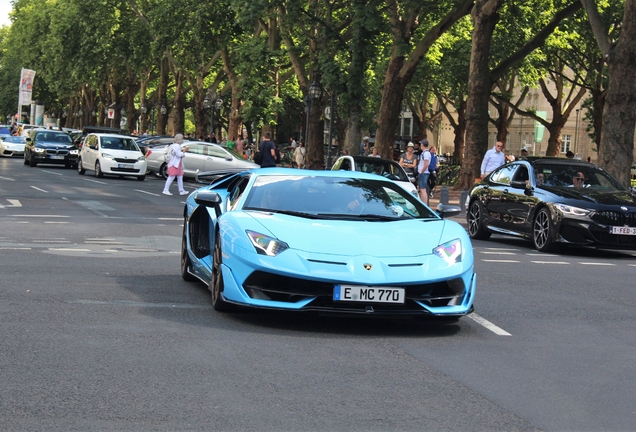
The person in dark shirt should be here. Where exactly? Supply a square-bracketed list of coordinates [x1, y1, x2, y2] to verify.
[259, 131, 277, 167]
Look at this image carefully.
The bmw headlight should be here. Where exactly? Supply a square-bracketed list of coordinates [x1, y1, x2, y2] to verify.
[69, 149, 79, 155]
[34, 147, 45, 153]
[101, 152, 114, 159]
[554, 204, 591, 219]
[433, 238, 462, 265]
[246, 230, 289, 256]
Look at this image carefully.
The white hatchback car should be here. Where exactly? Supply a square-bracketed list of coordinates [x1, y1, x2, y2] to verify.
[78, 133, 147, 181]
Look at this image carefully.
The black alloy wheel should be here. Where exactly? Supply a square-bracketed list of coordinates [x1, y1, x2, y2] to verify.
[210, 234, 233, 312]
[78, 159, 86, 175]
[533, 207, 556, 252]
[95, 161, 104, 178]
[467, 200, 491, 240]
[181, 223, 196, 282]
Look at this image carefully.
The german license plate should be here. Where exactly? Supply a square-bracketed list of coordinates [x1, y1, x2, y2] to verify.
[334, 285, 405, 303]
[50, 155, 64, 160]
[118, 164, 135, 169]
[611, 226, 636, 235]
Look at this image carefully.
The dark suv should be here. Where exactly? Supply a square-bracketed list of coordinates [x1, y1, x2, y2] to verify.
[24, 129, 79, 168]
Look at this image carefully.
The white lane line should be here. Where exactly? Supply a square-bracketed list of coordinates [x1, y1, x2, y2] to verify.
[158, 217, 182, 221]
[33, 240, 70, 243]
[135, 189, 161, 196]
[481, 251, 517, 255]
[577, 262, 615, 266]
[484, 247, 520, 251]
[526, 253, 559, 257]
[30, 186, 49, 193]
[6, 199, 22, 207]
[48, 248, 91, 251]
[468, 313, 511, 336]
[44, 221, 70, 224]
[12, 215, 68, 218]
[481, 259, 520, 263]
[86, 238, 116, 241]
[0, 247, 32, 250]
[41, 170, 63, 176]
[629, 264, 636, 267]
[531, 261, 570, 265]
[0, 176, 15, 181]
[83, 178, 108, 184]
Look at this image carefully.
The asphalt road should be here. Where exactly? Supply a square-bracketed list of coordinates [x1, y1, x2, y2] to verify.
[1, 156, 635, 431]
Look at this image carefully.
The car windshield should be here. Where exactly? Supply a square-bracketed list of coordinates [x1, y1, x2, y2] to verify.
[5, 136, 26, 143]
[533, 164, 626, 191]
[36, 132, 72, 144]
[352, 157, 409, 182]
[101, 137, 140, 151]
[243, 175, 437, 220]
[222, 145, 243, 160]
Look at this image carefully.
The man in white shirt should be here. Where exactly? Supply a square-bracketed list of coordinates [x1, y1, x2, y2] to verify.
[480, 141, 505, 179]
[290, 137, 297, 149]
[417, 139, 431, 204]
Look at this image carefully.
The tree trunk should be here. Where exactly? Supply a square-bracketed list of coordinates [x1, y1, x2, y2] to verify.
[453, 99, 467, 165]
[306, 96, 324, 169]
[375, 54, 406, 159]
[156, 57, 169, 135]
[345, 106, 362, 156]
[545, 124, 564, 156]
[171, 70, 185, 135]
[597, 0, 636, 186]
[458, 0, 504, 191]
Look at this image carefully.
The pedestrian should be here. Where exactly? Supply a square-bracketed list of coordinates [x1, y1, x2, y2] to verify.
[360, 136, 370, 155]
[480, 141, 505, 179]
[417, 139, 431, 205]
[342, 148, 349, 156]
[566, 150, 575, 159]
[428, 145, 439, 198]
[235, 135, 245, 153]
[399, 142, 418, 182]
[259, 131, 277, 168]
[162, 133, 189, 196]
[290, 136, 297, 149]
[295, 141, 306, 168]
[369, 147, 380, 158]
[520, 148, 529, 158]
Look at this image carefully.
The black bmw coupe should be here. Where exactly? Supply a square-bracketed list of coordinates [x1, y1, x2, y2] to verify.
[467, 157, 636, 252]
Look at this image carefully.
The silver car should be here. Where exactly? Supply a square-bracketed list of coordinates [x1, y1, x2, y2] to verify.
[146, 141, 258, 178]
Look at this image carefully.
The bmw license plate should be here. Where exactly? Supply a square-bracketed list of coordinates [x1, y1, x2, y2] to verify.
[334, 285, 405, 303]
[611, 226, 636, 235]
[50, 155, 64, 160]
[118, 163, 135, 169]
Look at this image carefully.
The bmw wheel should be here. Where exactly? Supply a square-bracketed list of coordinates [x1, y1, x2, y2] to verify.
[95, 161, 104, 178]
[467, 200, 491, 240]
[78, 159, 86, 174]
[181, 223, 196, 282]
[533, 207, 555, 252]
[210, 234, 233, 312]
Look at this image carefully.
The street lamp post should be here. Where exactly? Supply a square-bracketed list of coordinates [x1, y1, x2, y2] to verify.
[204, 91, 223, 141]
[326, 90, 336, 169]
[305, 80, 323, 162]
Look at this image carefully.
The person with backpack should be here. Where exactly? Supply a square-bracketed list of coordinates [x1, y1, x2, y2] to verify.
[427, 145, 439, 198]
[162, 134, 189, 195]
[417, 139, 431, 205]
[258, 132, 277, 168]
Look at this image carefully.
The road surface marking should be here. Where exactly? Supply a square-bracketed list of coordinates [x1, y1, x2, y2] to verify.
[0, 199, 22, 209]
[0, 247, 32, 250]
[83, 178, 108, 184]
[468, 313, 511, 336]
[13, 215, 68, 218]
[41, 170, 63, 176]
[526, 253, 559, 257]
[0, 176, 15, 181]
[70, 299, 212, 309]
[158, 217, 182, 221]
[481, 259, 520, 263]
[577, 262, 615, 266]
[531, 261, 570, 265]
[44, 221, 70, 224]
[481, 251, 517, 255]
[135, 189, 161, 196]
[48, 248, 91, 251]
[484, 247, 520, 251]
[30, 186, 48, 193]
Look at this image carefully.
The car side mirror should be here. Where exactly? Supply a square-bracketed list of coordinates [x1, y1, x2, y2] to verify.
[435, 203, 461, 218]
[194, 190, 222, 215]
[510, 180, 528, 190]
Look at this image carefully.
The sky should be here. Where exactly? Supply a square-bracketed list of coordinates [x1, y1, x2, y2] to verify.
[0, 0, 12, 27]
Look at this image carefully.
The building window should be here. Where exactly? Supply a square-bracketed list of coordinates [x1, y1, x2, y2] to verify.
[561, 134, 572, 153]
[402, 118, 411, 138]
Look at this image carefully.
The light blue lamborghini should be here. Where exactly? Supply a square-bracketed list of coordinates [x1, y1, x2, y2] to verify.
[181, 168, 476, 318]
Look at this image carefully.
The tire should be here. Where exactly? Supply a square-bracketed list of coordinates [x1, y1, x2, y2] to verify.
[136, 175, 145, 181]
[160, 163, 168, 179]
[78, 159, 86, 175]
[533, 207, 556, 252]
[467, 200, 491, 240]
[181, 223, 196, 282]
[210, 234, 233, 312]
[95, 161, 103, 178]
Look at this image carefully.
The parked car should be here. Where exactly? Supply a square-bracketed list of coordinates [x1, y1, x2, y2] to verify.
[24, 129, 78, 168]
[331, 155, 418, 197]
[77, 133, 146, 181]
[145, 141, 257, 179]
[0, 136, 27, 157]
[181, 168, 474, 317]
[466, 157, 636, 251]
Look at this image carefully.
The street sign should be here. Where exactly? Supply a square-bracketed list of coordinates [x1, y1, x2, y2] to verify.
[107, 108, 115, 119]
[324, 107, 331, 120]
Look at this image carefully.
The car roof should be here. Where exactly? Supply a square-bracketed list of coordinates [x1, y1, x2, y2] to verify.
[350, 155, 399, 165]
[249, 167, 396, 182]
[523, 156, 594, 167]
[88, 133, 135, 139]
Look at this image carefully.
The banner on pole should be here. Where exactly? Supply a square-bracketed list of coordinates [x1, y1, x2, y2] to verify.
[19, 68, 36, 105]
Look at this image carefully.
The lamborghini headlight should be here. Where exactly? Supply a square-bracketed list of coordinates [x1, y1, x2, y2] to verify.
[433, 238, 462, 265]
[246, 230, 289, 256]
[554, 204, 591, 219]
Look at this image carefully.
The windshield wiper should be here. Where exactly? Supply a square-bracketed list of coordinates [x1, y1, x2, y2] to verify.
[250, 208, 320, 219]
[316, 213, 399, 221]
